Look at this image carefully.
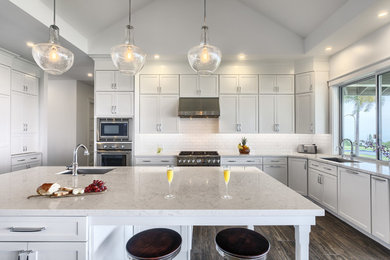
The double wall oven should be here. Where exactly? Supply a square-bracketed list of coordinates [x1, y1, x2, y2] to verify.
[96, 118, 133, 166]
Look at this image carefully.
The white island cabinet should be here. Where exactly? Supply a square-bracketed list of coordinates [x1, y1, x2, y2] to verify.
[338, 167, 371, 233]
[371, 175, 390, 244]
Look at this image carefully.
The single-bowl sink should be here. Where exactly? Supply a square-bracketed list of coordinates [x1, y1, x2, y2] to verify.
[57, 168, 114, 175]
[321, 157, 360, 163]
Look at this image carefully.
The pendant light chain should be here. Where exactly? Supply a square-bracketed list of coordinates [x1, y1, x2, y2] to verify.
[53, 0, 56, 25]
[129, 0, 132, 27]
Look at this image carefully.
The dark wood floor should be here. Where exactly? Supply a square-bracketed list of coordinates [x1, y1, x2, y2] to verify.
[190, 212, 390, 260]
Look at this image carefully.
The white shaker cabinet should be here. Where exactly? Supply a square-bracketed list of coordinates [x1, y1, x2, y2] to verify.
[259, 75, 294, 94]
[295, 93, 313, 134]
[95, 71, 133, 92]
[295, 72, 313, 94]
[179, 75, 218, 97]
[0, 64, 10, 95]
[95, 92, 134, 117]
[0, 95, 10, 173]
[259, 95, 294, 133]
[338, 168, 371, 233]
[220, 75, 258, 94]
[288, 158, 307, 196]
[371, 176, 390, 244]
[219, 95, 258, 133]
[140, 75, 179, 94]
[11, 71, 39, 96]
[160, 95, 180, 133]
[263, 164, 288, 185]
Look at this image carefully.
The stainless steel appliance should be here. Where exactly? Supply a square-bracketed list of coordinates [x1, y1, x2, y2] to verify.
[96, 142, 132, 166]
[178, 98, 220, 118]
[297, 144, 318, 154]
[97, 118, 132, 142]
[177, 151, 220, 166]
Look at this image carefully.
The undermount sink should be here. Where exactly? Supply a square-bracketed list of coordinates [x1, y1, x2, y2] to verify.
[57, 168, 114, 175]
[321, 157, 360, 163]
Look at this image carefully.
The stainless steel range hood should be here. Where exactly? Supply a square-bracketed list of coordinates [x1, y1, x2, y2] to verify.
[178, 98, 220, 118]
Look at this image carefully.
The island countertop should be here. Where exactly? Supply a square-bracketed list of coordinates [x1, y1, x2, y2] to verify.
[0, 166, 324, 217]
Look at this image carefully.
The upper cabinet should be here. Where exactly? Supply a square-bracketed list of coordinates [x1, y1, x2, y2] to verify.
[259, 75, 294, 94]
[295, 72, 313, 94]
[259, 95, 294, 133]
[95, 92, 134, 118]
[179, 75, 218, 97]
[220, 75, 258, 94]
[0, 64, 10, 96]
[11, 71, 39, 96]
[140, 74, 179, 94]
[95, 71, 134, 92]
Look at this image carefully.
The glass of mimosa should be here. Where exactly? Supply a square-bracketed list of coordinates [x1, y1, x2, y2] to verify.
[164, 166, 175, 199]
[222, 166, 232, 199]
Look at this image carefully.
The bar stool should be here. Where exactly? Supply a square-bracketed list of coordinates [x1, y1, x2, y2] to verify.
[126, 228, 182, 260]
[215, 228, 270, 260]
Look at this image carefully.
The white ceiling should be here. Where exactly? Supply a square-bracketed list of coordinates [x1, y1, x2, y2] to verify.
[238, 0, 348, 37]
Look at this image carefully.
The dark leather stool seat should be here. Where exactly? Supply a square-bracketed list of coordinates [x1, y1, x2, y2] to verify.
[215, 228, 270, 260]
[126, 228, 182, 260]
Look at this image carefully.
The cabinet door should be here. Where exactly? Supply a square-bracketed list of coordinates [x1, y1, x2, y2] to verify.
[140, 75, 159, 94]
[199, 75, 218, 97]
[95, 92, 114, 117]
[0, 64, 10, 95]
[115, 72, 134, 91]
[371, 176, 390, 243]
[338, 168, 371, 233]
[288, 158, 307, 196]
[0, 242, 27, 259]
[28, 242, 87, 260]
[11, 135, 23, 155]
[259, 75, 276, 94]
[296, 72, 313, 94]
[296, 93, 313, 134]
[277, 75, 294, 94]
[160, 75, 179, 94]
[160, 95, 179, 133]
[95, 71, 115, 91]
[322, 173, 338, 213]
[239, 75, 258, 94]
[24, 94, 39, 134]
[139, 95, 159, 133]
[23, 134, 38, 154]
[11, 91, 25, 134]
[11, 71, 24, 93]
[263, 165, 287, 185]
[238, 95, 258, 133]
[0, 95, 10, 173]
[219, 95, 238, 133]
[220, 75, 238, 94]
[24, 75, 39, 96]
[180, 75, 198, 97]
[276, 95, 294, 133]
[258, 95, 275, 133]
[116, 92, 134, 117]
[308, 169, 322, 203]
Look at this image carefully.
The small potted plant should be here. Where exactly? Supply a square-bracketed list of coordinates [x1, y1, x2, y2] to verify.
[238, 137, 250, 154]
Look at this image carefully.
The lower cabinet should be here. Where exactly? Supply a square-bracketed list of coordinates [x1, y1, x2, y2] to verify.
[0, 242, 87, 260]
[263, 164, 287, 185]
[308, 168, 337, 213]
[338, 168, 371, 233]
[288, 158, 307, 195]
[11, 153, 41, 172]
[135, 156, 177, 166]
[371, 176, 390, 244]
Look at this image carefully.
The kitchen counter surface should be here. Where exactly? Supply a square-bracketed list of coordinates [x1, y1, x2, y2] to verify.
[0, 166, 323, 217]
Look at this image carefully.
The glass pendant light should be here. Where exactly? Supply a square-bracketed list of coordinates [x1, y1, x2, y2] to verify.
[111, 0, 146, 75]
[32, 0, 74, 75]
[188, 0, 222, 75]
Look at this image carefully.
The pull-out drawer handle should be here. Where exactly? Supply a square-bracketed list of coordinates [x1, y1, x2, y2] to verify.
[10, 227, 46, 232]
[346, 170, 359, 175]
[17, 159, 26, 162]
[323, 167, 332, 171]
[160, 160, 170, 163]
[246, 160, 255, 162]
[30, 157, 38, 160]
[269, 165, 282, 168]
[311, 163, 319, 167]
[227, 160, 236, 162]
[372, 176, 387, 182]
[270, 160, 280, 162]
[142, 160, 152, 163]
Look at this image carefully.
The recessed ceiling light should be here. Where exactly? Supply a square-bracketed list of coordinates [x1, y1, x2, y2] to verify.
[325, 47, 332, 51]
[87, 73, 93, 78]
[26, 42, 34, 47]
[378, 11, 388, 18]
[154, 54, 160, 60]
[238, 53, 246, 60]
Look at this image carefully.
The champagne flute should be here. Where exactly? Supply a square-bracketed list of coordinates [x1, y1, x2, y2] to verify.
[164, 166, 175, 199]
[221, 166, 232, 199]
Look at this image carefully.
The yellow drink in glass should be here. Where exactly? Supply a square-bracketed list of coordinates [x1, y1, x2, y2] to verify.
[222, 166, 232, 199]
[223, 169, 230, 183]
[167, 169, 174, 183]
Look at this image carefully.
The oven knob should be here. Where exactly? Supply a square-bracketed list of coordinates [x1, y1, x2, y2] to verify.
[182, 159, 186, 163]
[103, 145, 107, 149]
[207, 159, 211, 163]
[217, 159, 220, 163]
[111, 145, 116, 149]
[192, 159, 195, 163]
[212, 159, 216, 163]
[121, 145, 125, 149]
[178, 159, 182, 163]
[196, 159, 201, 163]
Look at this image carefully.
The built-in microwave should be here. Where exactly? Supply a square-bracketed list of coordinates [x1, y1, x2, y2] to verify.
[97, 118, 132, 142]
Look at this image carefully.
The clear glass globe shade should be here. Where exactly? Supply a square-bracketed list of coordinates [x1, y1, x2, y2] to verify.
[32, 43, 74, 75]
[188, 44, 221, 75]
[111, 44, 146, 75]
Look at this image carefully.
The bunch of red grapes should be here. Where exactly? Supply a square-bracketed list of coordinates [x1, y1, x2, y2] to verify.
[85, 180, 107, 193]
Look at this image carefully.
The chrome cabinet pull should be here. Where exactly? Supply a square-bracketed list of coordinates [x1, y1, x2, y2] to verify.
[246, 160, 255, 163]
[227, 160, 236, 163]
[30, 157, 37, 160]
[10, 227, 46, 232]
[323, 167, 332, 171]
[304, 161, 307, 170]
[345, 170, 359, 175]
[17, 159, 26, 162]
[142, 160, 151, 163]
[161, 160, 170, 163]
[311, 163, 319, 167]
[269, 165, 282, 168]
[372, 176, 387, 182]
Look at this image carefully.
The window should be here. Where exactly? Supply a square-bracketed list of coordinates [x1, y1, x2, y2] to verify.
[340, 71, 390, 161]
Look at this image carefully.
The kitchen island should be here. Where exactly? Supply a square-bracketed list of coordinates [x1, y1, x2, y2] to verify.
[0, 166, 324, 260]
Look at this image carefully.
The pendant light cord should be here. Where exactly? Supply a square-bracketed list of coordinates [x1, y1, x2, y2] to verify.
[53, 0, 56, 25]
[129, 0, 132, 26]
[203, 0, 207, 26]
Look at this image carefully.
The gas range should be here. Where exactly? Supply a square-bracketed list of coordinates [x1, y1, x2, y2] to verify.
[177, 151, 221, 167]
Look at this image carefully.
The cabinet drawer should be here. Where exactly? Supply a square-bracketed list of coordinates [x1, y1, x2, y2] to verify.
[263, 157, 287, 165]
[309, 160, 337, 176]
[11, 153, 41, 166]
[221, 157, 262, 165]
[135, 157, 176, 166]
[0, 217, 87, 242]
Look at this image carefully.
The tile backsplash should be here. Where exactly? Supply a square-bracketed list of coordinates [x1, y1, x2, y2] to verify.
[136, 119, 332, 155]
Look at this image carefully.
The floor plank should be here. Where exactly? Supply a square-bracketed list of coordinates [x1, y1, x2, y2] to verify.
[190, 212, 390, 260]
